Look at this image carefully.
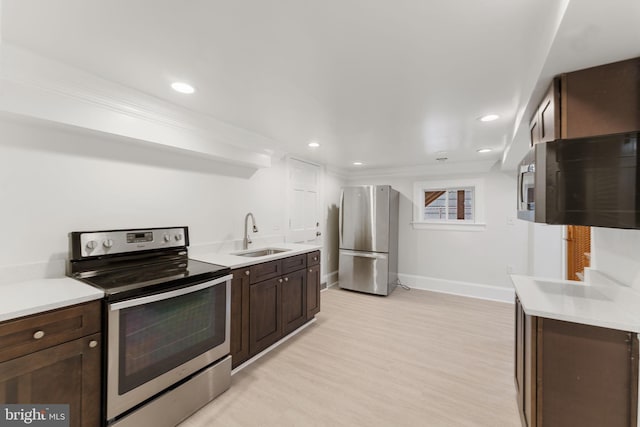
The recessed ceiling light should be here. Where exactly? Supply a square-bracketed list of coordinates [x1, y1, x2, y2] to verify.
[477, 148, 492, 153]
[479, 114, 499, 122]
[171, 82, 195, 94]
[352, 161, 363, 166]
[308, 141, 320, 148]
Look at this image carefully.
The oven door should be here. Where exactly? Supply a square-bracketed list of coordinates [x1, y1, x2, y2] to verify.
[106, 274, 232, 421]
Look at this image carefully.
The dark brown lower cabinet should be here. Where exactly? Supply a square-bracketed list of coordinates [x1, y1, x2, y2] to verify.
[0, 333, 101, 427]
[249, 277, 282, 355]
[281, 269, 307, 335]
[230, 268, 251, 368]
[244, 251, 321, 362]
[306, 264, 321, 319]
[515, 296, 639, 427]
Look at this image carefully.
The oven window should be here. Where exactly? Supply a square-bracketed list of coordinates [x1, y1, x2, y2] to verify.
[118, 283, 226, 394]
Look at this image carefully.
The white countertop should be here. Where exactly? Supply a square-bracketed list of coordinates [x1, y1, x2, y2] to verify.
[0, 277, 104, 323]
[192, 243, 322, 269]
[0, 243, 320, 323]
[511, 274, 640, 333]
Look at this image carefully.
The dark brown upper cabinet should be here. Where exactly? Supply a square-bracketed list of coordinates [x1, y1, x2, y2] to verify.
[530, 57, 640, 146]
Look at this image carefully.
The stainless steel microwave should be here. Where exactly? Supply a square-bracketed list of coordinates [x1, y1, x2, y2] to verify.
[517, 148, 536, 222]
[517, 132, 640, 229]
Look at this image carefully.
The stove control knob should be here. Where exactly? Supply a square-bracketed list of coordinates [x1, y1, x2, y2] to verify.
[174, 234, 183, 241]
[103, 239, 114, 248]
[86, 240, 98, 250]
[163, 234, 170, 243]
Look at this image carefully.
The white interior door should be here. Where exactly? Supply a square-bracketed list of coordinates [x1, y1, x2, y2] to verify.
[287, 158, 321, 244]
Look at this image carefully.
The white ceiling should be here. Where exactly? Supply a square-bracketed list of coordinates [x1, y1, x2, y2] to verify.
[1, 0, 639, 171]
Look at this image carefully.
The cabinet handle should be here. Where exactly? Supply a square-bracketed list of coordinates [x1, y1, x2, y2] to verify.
[278, 278, 283, 283]
[245, 270, 250, 276]
[313, 257, 318, 261]
[284, 277, 289, 282]
[89, 340, 98, 348]
[309, 269, 313, 273]
[33, 330, 45, 340]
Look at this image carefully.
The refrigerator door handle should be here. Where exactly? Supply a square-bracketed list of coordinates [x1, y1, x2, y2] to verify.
[340, 250, 388, 259]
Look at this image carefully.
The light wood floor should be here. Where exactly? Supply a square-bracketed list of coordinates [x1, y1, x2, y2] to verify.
[179, 287, 521, 427]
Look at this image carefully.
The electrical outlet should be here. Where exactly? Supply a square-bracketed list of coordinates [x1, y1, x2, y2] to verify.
[507, 216, 515, 225]
[507, 265, 514, 274]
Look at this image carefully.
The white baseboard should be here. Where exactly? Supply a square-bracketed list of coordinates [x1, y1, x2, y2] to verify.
[324, 270, 339, 289]
[397, 273, 514, 303]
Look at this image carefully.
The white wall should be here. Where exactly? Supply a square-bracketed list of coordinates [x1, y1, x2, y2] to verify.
[0, 116, 290, 272]
[528, 223, 564, 279]
[591, 227, 640, 290]
[348, 168, 529, 296]
[322, 170, 345, 285]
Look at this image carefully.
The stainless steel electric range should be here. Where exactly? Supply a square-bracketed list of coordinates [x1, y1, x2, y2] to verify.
[67, 226, 232, 427]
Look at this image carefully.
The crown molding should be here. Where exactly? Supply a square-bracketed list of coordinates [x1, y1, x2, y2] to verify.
[344, 159, 499, 181]
[0, 43, 276, 169]
[324, 164, 350, 180]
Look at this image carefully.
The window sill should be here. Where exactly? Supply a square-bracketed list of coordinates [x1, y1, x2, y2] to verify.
[411, 222, 487, 232]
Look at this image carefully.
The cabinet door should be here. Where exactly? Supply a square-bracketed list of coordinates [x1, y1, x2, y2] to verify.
[0, 333, 101, 427]
[281, 269, 307, 336]
[529, 115, 540, 146]
[538, 318, 637, 427]
[249, 278, 282, 356]
[306, 264, 321, 319]
[562, 57, 640, 138]
[539, 79, 560, 143]
[230, 268, 251, 368]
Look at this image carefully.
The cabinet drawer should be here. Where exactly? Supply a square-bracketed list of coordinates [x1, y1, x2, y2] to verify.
[282, 254, 306, 274]
[307, 251, 320, 267]
[0, 300, 101, 363]
[249, 259, 282, 284]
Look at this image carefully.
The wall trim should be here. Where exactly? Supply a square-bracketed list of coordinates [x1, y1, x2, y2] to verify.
[398, 273, 514, 303]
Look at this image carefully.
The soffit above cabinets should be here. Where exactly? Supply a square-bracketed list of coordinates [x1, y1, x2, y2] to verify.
[0, 44, 273, 171]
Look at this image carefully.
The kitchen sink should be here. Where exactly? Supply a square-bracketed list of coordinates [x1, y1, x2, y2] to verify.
[233, 248, 290, 257]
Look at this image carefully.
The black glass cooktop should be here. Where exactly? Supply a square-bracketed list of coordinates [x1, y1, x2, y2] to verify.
[79, 258, 230, 302]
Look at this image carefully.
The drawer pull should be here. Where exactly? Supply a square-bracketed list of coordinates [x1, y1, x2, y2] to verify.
[33, 330, 45, 340]
[284, 277, 289, 282]
[309, 269, 313, 273]
[245, 270, 250, 276]
[278, 278, 283, 283]
[89, 340, 98, 348]
[314, 257, 318, 261]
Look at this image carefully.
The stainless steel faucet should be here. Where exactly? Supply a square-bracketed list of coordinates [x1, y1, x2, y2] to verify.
[243, 212, 258, 249]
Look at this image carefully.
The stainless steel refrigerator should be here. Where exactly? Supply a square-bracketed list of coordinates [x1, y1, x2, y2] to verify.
[338, 185, 399, 296]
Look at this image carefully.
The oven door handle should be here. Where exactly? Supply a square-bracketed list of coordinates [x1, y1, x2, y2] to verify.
[109, 274, 233, 311]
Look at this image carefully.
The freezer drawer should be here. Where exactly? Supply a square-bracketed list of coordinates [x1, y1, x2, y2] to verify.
[338, 250, 392, 296]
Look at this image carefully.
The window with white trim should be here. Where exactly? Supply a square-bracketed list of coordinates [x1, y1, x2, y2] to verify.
[413, 178, 486, 230]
